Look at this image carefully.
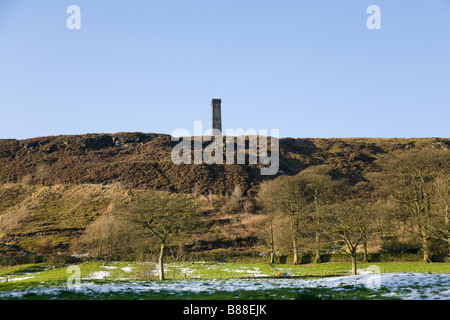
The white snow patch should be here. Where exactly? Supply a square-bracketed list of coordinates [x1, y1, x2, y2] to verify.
[0, 276, 34, 283]
[83, 271, 111, 280]
[219, 266, 267, 277]
[178, 268, 194, 276]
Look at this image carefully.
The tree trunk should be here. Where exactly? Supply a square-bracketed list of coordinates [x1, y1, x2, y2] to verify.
[362, 229, 368, 263]
[422, 233, 431, 263]
[158, 242, 166, 281]
[269, 221, 275, 264]
[292, 238, 299, 265]
[314, 232, 321, 263]
[351, 251, 357, 276]
[290, 213, 299, 265]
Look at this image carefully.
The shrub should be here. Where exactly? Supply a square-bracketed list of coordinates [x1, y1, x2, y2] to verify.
[35, 239, 55, 256]
[380, 241, 419, 254]
[0, 254, 42, 266]
[221, 198, 241, 215]
[43, 255, 80, 268]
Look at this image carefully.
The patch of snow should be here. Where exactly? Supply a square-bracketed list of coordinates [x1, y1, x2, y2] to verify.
[178, 268, 194, 276]
[219, 266, 266, 277]
[0, 276, 34, 283]
[83, 271, 111, 280]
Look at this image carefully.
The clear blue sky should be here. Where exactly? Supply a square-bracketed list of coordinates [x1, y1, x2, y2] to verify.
[0, 0, 449, 139]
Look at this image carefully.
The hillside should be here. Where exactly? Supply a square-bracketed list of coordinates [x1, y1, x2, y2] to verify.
[0, 133, 449, 259]
[1, 132, 449, 195]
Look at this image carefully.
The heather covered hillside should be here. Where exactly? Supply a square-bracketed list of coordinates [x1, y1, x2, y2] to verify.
[0, 133, 448, 195]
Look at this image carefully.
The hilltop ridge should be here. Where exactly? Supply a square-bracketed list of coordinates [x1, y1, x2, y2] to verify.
[0, 133, 449, 195]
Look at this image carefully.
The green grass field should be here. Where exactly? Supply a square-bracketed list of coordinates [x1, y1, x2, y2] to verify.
[0, 261, 449, 300]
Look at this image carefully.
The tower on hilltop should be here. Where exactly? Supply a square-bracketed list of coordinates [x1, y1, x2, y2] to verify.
[211, 98, 222, 135]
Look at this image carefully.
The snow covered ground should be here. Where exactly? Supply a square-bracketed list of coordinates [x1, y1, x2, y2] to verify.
[83, 271, 111, 280]
[0, 275, 35, 283]
[1, 273, 448, 300]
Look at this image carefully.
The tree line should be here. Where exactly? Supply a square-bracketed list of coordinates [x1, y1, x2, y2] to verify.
[257, 149, 449, 275]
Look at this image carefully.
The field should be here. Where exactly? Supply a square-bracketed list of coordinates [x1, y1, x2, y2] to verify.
[0, 261, 449, 300]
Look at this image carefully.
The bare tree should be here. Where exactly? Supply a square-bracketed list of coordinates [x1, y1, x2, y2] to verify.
[252, 212, 280, 263]
[266, 218, 276, 263]
[326, 199, 372, 275]
[127, 191, 200, 281]
[259, 176, 308, 264]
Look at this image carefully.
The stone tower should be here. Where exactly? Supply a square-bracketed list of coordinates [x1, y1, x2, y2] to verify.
[211, 98, 222, 135]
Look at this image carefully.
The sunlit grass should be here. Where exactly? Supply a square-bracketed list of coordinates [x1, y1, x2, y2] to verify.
[0, 261, 449, 300]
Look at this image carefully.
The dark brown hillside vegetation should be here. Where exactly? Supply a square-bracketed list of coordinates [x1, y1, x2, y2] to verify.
[0, 133, 448, 195]
[0, 133, 253, 195]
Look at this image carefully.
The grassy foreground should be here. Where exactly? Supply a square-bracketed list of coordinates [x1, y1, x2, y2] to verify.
[0, 261, 449, 300]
